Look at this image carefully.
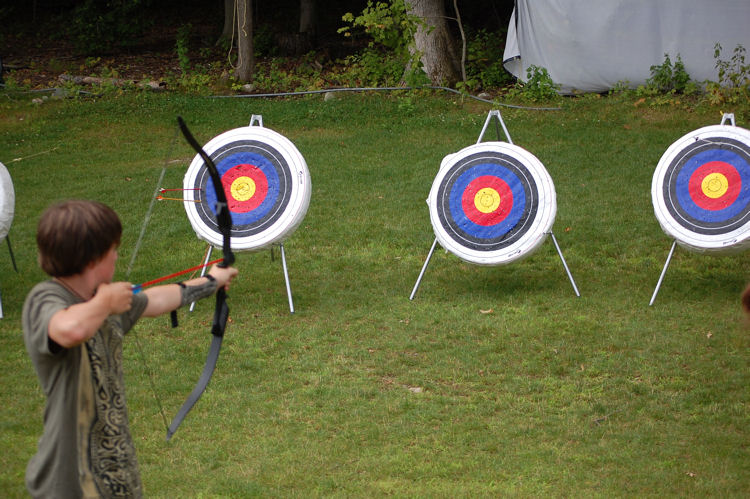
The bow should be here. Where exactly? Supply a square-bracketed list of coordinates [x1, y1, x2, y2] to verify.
[166, 116, 236, 441]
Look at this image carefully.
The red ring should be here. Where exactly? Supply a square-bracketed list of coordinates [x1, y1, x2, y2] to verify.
[461, 175, 514, 226]
[688, 161, 741, 211]
[222, 164, 268, 213]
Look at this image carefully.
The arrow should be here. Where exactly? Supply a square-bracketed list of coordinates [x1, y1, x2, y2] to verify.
[156, 195, 202, 203]
[132, 258, 224, 293]
[159, 188, 203, 193]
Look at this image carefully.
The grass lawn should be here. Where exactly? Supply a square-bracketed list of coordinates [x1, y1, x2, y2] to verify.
[0, 90, 748, 497]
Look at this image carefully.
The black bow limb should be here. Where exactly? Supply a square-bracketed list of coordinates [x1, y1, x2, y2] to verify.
[166, 116, 235, 441]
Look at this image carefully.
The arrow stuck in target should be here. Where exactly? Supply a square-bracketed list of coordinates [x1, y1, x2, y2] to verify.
[157, 188, 204, 203]
[157, 195, 202, 203]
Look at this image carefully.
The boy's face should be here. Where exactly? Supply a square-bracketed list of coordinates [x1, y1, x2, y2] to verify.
[93, 246, 118, 284]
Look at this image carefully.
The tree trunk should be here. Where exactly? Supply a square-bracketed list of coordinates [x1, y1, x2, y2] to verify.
[299, 0, 316, 37]
[235, 0, 254, 82]
[220, 0, 234, 41]
[404, 0, 461, 86]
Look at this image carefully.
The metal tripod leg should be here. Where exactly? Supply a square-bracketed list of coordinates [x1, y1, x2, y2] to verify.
[549, 232, 580, 297]
[410, 238, 439, 300]
[477, 109, 514, 144]
[650, 240, 677, 306]
[279, 243, 295, 313]
[6, 236, 17, 272]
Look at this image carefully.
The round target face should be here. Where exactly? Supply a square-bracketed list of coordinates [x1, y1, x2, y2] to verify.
[428, 142, 556, 265]
[651, 124, 750, 254]
[183, 126, 311, 251]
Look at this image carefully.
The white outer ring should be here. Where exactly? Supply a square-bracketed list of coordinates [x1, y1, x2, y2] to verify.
[183, 126, 311, 251]
[651, 124, 750, 254]
[0, 162, 15, 241]
[427, 142, 556, 266]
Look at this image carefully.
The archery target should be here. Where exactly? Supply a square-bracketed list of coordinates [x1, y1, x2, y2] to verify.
[183, 126, 311, 251]
[0, 162, 14, 241]
[428, 142, 556, 265]
[651, 124, 750, 254]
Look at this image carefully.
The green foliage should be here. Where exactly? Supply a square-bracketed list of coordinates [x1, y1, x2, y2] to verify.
[251, 58, 311, 93]
[646, 53, 692, 94]
[714, 43, 750, 88]
[253, 24, 278, 58]
[67, 0, 153, 53]
[173, 72, 214, 95]
[339, 0, 428, 86]
[706, 43, 750, 105]
[463, 29, 513, 90]
[175, 23, 192, 75]
[338, 49, 407, 87]
[505, 64, 560, 102]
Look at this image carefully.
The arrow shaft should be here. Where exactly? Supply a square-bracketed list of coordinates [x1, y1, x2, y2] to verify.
[157, 195, 202, 203]
[132, 258, 224, 293]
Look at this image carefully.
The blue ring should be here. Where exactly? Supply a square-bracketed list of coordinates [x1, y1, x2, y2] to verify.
[448, 163, 527, 240]
[204, 152, 281, 225]
[674, 149, 750, 222]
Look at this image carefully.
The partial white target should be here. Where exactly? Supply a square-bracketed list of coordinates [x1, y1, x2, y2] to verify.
[651, 124, 750, 254]
[183, 126, 311, 251]
[0, 161, 14, 241]
[427, 142, 556, 265]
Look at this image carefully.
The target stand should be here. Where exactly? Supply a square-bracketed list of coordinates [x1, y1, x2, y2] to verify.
[184, 115, 311, 313]
[410, 110, 579, 300]
[650, 113, 750, 305]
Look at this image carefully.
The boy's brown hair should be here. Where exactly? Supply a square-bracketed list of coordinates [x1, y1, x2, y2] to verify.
[37, 200, 122, 277]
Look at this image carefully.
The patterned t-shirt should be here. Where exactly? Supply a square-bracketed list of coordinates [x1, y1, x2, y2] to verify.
[23, 280, 148, 498]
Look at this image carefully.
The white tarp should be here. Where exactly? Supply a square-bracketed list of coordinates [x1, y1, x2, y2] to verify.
[503, 0, 750, 94]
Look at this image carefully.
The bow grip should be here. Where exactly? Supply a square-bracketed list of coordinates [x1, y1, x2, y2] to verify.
[211, 289, 229, 337]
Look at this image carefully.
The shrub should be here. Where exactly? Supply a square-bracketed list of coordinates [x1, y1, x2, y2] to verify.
[339, 0, 428, 86]
[646, 53, 692, 94]
[464, 29, 513, 90]
[521, 64, 560, 101]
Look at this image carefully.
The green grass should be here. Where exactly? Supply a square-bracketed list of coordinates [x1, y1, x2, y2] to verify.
[1, 90, 749, 497]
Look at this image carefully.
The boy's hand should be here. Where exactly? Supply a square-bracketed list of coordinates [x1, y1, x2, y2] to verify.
[96, 281, 134, 314]
[207, 264, 239, 291]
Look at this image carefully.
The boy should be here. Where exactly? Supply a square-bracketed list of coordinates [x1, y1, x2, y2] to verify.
[23, 200, 238, 498]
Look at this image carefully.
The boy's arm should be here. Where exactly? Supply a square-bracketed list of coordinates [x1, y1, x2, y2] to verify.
[141, 265, 238, 318]
[48, 282, 134, 348]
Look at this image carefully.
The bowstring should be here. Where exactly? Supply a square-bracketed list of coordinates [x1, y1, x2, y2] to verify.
[125, 123, 182, 434]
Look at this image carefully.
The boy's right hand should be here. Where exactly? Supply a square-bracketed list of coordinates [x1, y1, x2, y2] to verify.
[97, 281, 134, 314]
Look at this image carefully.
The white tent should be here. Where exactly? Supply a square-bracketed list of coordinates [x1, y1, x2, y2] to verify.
[503, 0, 750, 94]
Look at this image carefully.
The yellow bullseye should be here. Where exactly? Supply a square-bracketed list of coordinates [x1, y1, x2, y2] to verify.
[231, 176, 256, 201]
[474, 187, 501, 214]
[701, 172, 729, 199]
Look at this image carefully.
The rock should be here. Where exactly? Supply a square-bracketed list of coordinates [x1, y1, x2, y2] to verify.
[51, 88, 70, 99]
